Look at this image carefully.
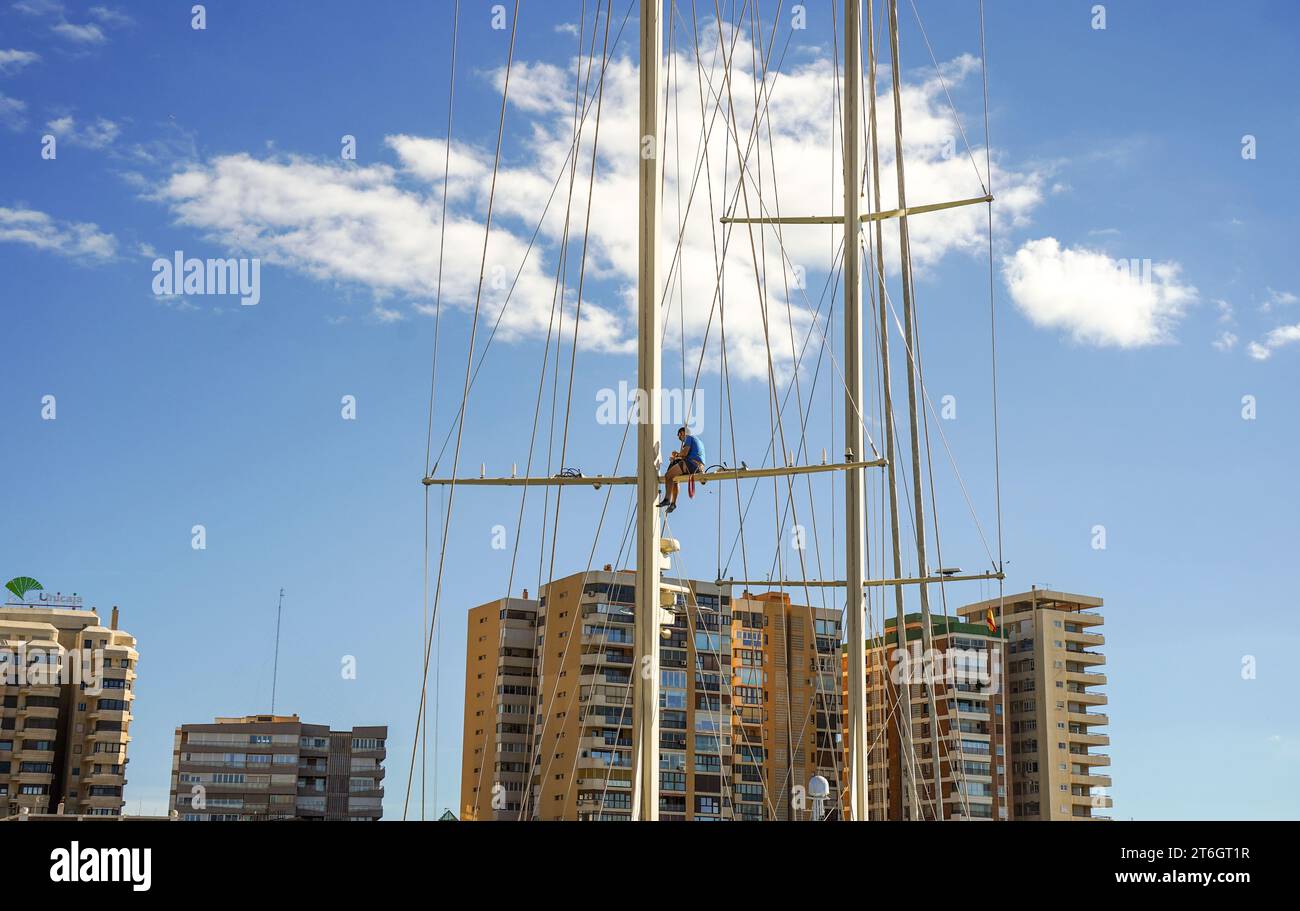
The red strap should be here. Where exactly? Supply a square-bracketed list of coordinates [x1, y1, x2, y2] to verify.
[688, 475, 696, 498]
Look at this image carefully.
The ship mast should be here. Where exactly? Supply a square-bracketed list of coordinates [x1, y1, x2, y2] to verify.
[632, 0, 664, 822]
[842, 0, 871, 823]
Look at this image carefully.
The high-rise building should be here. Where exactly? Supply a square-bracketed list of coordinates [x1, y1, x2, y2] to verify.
[461, 595, 538, 821]
[0, 600, 138, 818]
[460, 572, 855, 822]
[858, 612, 1008, 821]
[168, 714, 387, 821]
[730, 591, 843, 820]
[461, 569, 737, 820]
[529, 568, 735, 821]
[958, 588, 1112, 820]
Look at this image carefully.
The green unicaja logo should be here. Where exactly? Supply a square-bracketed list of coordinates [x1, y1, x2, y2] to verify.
[4, 576, 43, 601]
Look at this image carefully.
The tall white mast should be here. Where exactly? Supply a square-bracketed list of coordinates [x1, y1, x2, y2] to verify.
[867, 0, 919, 819]
[887, 0, 944, 820]
[632, 0, 664, 823]
[843, 0, 871, 823]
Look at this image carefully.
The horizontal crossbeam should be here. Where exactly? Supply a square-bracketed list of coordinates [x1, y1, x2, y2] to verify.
[719, 193, 993, 226]
[420, 459, 886, 488]
[719, 571, 1005, 588]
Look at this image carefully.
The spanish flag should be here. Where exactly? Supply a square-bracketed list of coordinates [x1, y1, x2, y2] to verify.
[985, 608, 998, 634]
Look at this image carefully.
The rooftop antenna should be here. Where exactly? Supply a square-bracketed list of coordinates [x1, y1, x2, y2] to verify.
[271, 587, 284, 714]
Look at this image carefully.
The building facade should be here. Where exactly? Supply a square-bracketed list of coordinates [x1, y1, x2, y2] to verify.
[169, 715, 386, 821]
[958, 589, 1112, 820]
[858, 612, 1008, 821]
[0, 601, 138, 817]
[461, 573, 852, 822]
[461, 595, 538, 820]
[460, 578, 1112, 822]
[731, 591, 843, 820]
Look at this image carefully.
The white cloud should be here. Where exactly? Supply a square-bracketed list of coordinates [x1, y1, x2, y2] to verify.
[1246, 323, 1300, 361]
[0, 91, 25, 130]
[1002, 238, 1197, 347]
[0, 49, 41, 74]
[46, 114, 121, 148]
[1214, 298, 1234, 324]
[1260, 286, 1298, 313]
[372, 305, 406, 323]
[1212, 331, 1237, 352]
[0, 206, 116, 259]
[12, 0, 63, 15]
[88, 5, 131, 26]
[52, 21, 106, 44]
[149, 29, 1042, 378]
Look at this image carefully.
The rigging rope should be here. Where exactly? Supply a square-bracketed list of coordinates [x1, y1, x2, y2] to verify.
[404, 0, 520, 819]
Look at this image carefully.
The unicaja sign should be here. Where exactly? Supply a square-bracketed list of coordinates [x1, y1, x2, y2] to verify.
[4, 576, 82, 607]
[1, 576, 102, 693]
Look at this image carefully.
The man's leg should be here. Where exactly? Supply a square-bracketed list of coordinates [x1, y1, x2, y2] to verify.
[674, 460, 702, 504]
[661, 461, 683, 506]
[671, 461, 699, 505]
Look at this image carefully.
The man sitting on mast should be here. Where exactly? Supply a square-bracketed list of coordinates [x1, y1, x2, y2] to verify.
[658, 426, 705, 514]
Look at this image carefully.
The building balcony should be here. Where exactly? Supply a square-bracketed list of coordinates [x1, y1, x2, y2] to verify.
[15, 683, 62, 699]
[1063, 649, 1105, 666]
[1065, 670, 1107, 687]
[82, 770, 126, 786]
[1069, 730, 1110, 746]
[576, 776, 631, 791]
[1065, 689, 1108, 706]
[578, 735, 631, 751]
[580, 691, 631, 709]
[87, 708, 131, 724]
[16, 703, 60, 720]
[1068, 751, 1111, 767]
[496, 656, 534, 673]
[12, 793, 50, 812]
[88, 728, 131, 744]
[1067, 711, 1108, 727]
[1071, 792, 1112, 809]
[1065, 630, 1105, 647]
[1072, 772, 1112, 789]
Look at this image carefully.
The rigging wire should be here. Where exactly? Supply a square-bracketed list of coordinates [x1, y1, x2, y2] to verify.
[418, 0, 459, 821]
[404, 0, 520, 819]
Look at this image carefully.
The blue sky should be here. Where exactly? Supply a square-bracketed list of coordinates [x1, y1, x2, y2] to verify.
[1, 0, 1297, 820]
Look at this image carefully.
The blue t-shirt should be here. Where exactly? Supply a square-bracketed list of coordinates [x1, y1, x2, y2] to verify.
[680, 435, 704, 467]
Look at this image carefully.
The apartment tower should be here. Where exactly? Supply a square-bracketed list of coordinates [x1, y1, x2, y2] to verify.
[461, 595, 539, 820]
[858, 612, 1008, 821]
[958, 589, 1112, 820]
[730, 591, 843, 820]
[0, 599, 138, 818]
[461, 573, 860, 822]
[169, 714, 386, 821]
